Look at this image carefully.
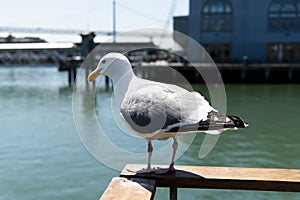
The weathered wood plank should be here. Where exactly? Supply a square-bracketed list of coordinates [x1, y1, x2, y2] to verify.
[121, 164, 300, 192]
[100, 177, 155, 200]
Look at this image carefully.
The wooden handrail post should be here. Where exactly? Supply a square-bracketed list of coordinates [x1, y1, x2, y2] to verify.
[170, 186, 178, 200]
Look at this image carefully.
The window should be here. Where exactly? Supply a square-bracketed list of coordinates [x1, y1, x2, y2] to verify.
[203, 44, 231, 62]
[268, 0, 300, 31]
[267, 43, 300, 62]
[201, 0, 233, 32]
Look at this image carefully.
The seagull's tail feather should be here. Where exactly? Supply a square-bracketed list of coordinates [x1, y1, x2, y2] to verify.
[166, 111, 248, 133]
[198, 111, 249, 131]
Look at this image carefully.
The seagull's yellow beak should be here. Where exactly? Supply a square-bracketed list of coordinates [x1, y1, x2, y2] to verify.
[87, 69, 101, 82]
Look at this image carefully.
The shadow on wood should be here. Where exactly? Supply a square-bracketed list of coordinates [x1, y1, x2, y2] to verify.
[121, 164, 300, 192]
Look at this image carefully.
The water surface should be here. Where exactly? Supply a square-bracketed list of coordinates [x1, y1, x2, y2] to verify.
[0, 67, 299, 200]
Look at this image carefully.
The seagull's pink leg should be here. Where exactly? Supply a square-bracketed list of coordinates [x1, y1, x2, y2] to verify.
[147, 140, 153, 169]
[134, 140, 155, 174]
[170, 137, 178, 170]
[155, 137, 177, 174]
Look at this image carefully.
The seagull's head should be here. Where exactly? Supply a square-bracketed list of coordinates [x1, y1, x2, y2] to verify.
[87, 52, 131, 82]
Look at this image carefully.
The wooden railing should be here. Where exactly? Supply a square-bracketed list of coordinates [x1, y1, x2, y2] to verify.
[100, 164, 300, 200]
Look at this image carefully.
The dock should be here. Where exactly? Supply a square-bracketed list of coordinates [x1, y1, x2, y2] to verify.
[100, 164, 300, 200]
[2, 32, 300, 85]
[135, 63, 300, 84]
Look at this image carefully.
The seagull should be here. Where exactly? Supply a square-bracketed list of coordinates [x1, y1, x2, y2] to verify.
[87, 52, 248, 173]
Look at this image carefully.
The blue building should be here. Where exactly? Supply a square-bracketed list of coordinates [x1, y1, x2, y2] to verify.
[174, 0, 300, 63]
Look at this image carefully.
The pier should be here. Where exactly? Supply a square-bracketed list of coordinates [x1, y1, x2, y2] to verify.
[134, 63, 300, 84]
[100, 164, 300, 200]
[1, 32, 300, 85]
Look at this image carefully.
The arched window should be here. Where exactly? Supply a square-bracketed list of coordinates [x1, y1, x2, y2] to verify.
[201, 0, 233, 32]
[268, 0, 300, 31]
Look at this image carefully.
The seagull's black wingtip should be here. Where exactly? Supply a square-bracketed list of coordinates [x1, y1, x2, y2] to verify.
[228, 115, 249, 128]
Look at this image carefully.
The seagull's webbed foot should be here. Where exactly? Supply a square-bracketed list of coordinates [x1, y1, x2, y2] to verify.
[155, 162, 176, 175]
[127, 167, 156, 174]
[137, 167, 156, 174]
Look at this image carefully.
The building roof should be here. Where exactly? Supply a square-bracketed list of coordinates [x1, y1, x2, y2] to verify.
[92, 42, 157, 54]
[0, 34, 47, 43]
[0, 42, 76, 50]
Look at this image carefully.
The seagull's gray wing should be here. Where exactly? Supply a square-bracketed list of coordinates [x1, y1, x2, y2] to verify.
[120, 83, 214, 134]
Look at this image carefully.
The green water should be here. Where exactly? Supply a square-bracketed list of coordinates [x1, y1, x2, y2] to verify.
[0, 67, 299, 200]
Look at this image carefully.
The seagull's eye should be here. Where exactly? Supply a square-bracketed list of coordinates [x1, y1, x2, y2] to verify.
[101, 60, 106, 64]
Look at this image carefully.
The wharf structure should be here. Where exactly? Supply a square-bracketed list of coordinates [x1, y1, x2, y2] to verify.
[0, 26, 300, 85]
[0, 35, 77, 65]
[174, 0, 300, 63]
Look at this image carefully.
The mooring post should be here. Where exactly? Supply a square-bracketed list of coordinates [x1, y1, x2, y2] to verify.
[80, 32, 95, 85]
[67, 63, 77, 86]
[288, 67, 293, 82]
[241, 69, 246, 82]
[68, 67, 75, 86]
[68, 68, 71, 85]
[73, 66, 77, 84]
[105, 76, 110, 89]
[85, 68, 89, 84]
[265, 67, 271, 82]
